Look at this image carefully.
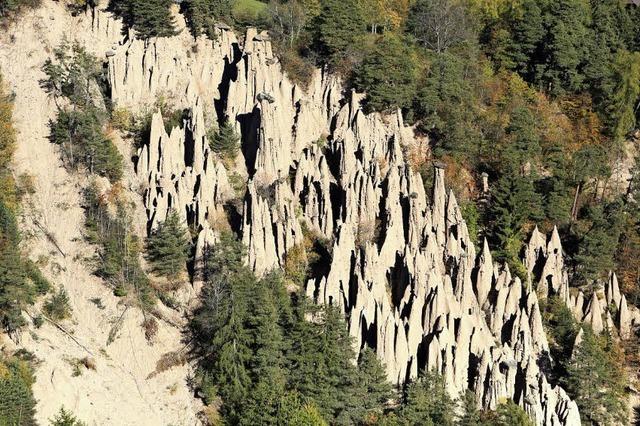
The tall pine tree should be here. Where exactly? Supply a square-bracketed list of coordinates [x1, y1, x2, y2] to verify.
[145, 210, 190, 284]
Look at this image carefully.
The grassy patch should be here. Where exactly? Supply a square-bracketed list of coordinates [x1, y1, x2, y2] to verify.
[232, 0, 268, 27]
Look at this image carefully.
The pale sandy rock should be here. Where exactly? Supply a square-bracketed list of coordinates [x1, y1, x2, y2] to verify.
[619, 295, 631, 339]
[606, 271, 622, 307]
[476, 238, 494, 308]
[583, 293, 604, 334]
[525, 225, 546, 274]
[573, 327, 585, 353]
[432, 164, 447, 248]
[136, 101, 233, 233]
[3, 3, 595, 424]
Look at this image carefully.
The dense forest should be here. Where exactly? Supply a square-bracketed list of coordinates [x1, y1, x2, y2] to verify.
[1, 0, 640, 424]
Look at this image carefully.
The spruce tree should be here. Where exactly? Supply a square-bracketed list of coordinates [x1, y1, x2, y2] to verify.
[457, 391, 482, 426]
[0, 357, 37, 426]
[145, 210, 190, 283]
[313, 0, 365, 65]
[562, 327, 627, 425]
[109, 0, 176, 39]
[340, 347, 393, 423]
[0, 200, 33, 333]
[574, 201, 623, 285]
[208, 121, 240, 163]
[489, 171, 542, 276]
[191, 232, 254, 422]
[605, 50, 640, 142]
[539, 0, 591, 96]
[49, 407, 86, 426]
[183, 0, 230, 38]
[275, 392, 328, 426]
[397, 371, 455, 426]
[286, 303, 359, 422]
[583, 0, 626, 112]
[355, 34, 417, 113]
[494, 0, 545, 76]
[240, 273, 288, 425]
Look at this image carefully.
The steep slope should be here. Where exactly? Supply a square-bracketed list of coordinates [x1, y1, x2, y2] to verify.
[2, 2, 638, 425]
[122, 17, 583, 426]
[0, 3, 200, 424]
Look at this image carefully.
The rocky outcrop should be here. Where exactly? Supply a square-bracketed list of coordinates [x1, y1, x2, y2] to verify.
[8, 0, 639, 422]
[136, 98, 233, 231]
[120, 17, 587, 425]
[17, 0, 640, 423]
[524, 227, 640, 341]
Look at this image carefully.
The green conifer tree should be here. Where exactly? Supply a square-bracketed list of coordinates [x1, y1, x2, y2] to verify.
[49, 407, 86, 426]
[574, 201, 624, 285]
[286, 303, 359, 422]
[605, 50, 640, 142]
[494, 0, 545, 76]
[208, 121, 240, 163]
[191, 233, 254, 422]
[145, 210, 190, 283]
[489, 171, 542, 276]
[539, 0, 591, 96]
[276, 392, 328, 426]
[397, 371, 455, 426]
[183, 0, 230, 38]
[313, 0, 365, 66]
[240, 274, 288, 425]
[0, 356, 37, 426]
[562, 327, 627, 425]
[110, 0, 176, 39]
[355, 34, 417, 113]
[340, 347, 393, 424]
[457, 391, 483, 426]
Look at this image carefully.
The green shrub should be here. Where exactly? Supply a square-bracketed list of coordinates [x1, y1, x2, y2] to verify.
[283, 243, 308, 287]
[24, 259, 50, 294]
[43, 288, 71, 321]
[32, 315, 44, 328]
[49, 406, 86, 426]
[129, 98, 184, 149]
[110, 107, 134, 132]
[207, 121, 239, 164]
[279, 46, 316, 89]
[83, 183, 154, 309]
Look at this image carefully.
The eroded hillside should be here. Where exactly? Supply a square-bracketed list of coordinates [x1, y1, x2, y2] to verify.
[1, 1, 640, 425]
